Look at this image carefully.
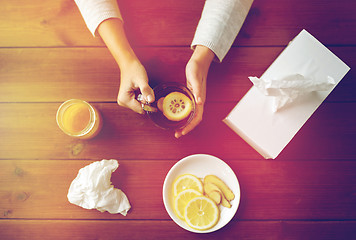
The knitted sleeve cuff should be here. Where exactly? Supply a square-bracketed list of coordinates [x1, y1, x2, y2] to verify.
[191, 0, 253, 62]
[74, 0, 123, 37]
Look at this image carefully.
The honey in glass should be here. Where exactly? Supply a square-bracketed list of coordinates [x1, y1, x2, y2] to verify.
[56, 99, 102, 139]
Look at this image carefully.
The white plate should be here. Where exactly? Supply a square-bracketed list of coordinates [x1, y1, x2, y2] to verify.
[162, 154, 241, 233]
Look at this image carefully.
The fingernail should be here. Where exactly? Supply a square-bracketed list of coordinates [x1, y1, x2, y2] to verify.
[147, 94, 154, 103]
[195, 96, 202, 104]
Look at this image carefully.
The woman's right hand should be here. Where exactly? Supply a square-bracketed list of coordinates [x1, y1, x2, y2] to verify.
[117, 59, 154, 114]
[97, 18, 154, 114]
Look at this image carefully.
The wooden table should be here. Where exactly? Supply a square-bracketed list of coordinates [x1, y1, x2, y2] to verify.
[1, 0, 356, 239]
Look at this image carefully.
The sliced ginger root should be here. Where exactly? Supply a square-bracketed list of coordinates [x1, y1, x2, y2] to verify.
[204, 175, 235, 202]
[204, 182, 231, 208]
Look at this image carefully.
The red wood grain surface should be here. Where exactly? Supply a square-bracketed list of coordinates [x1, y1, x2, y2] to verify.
[1, 0, 355, 239]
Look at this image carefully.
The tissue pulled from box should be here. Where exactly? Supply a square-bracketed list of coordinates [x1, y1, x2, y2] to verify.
[249, 74, 336, 112]
[67, 159, 131, 215]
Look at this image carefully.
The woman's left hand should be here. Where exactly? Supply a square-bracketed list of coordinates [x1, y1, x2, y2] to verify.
[175, 45, 214, 138]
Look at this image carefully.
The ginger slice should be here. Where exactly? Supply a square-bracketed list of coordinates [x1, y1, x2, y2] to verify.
[205, 190, 222, 205]
[204, 182, 231, 208]
[204, 175, 235, 201]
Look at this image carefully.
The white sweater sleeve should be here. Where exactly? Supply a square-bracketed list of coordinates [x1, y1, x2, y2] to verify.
[191, 0, 253, 62]
[74, 0, 123, 36]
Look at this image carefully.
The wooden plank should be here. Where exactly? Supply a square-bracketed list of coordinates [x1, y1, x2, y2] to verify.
[0, 47, 120, 102]
[1, 159, 356, 220]
[0, 0, 355, 47]
[0, 47, 354, 103]
[239, 0, 356, 46]
[0, 0, 202, 47]
[1, 219, 356, 240]
[0, 0, 100, 47]
[0, 102, 355, 160]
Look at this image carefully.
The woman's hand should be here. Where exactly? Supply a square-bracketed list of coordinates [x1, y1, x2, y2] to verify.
[118, 59, 154, 114]
[175, 45, 214, 138]
[98, 18, 154, 114]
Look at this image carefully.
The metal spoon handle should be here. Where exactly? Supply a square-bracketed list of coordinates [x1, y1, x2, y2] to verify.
[137, 94, 158, 112]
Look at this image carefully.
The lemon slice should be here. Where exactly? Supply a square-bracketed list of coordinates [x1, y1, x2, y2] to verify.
[163, 92, 192, 121]
[174, 189, 202, 220]
[184, 196, 220, 230]
[173, 174, 203, 196]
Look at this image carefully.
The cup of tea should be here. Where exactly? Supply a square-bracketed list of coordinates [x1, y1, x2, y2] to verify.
[56, 99, 103, 139]
[144, 82, 196, 130]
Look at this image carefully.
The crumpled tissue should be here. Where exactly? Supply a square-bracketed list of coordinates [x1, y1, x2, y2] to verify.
[248, 74, 336, 112]
[67, 159, 131, 215]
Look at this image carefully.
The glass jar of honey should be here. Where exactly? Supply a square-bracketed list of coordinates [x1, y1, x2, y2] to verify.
[56, 99, 102, 139]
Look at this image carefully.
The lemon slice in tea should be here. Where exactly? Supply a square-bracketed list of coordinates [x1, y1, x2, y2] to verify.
[163, 92, 192, 121]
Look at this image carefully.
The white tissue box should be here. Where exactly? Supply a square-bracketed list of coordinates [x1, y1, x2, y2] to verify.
[224, 29, 350, 159]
